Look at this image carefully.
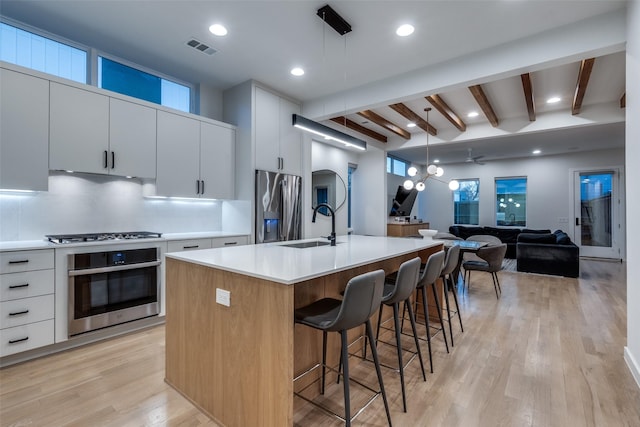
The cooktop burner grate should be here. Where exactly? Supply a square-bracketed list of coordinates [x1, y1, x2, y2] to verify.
[46, 231, 162, 244]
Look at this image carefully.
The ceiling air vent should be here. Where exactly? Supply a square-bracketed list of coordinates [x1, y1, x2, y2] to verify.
[185, 38, 216, 55]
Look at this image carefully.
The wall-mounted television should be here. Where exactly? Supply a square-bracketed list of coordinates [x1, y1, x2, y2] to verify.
[389, 185, 418, 217]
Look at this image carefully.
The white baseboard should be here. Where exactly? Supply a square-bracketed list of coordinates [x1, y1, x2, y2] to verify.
[624, 346, 640, 390]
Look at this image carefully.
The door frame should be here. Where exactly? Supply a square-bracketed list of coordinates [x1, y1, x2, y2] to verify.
[569, 166, 625, 260]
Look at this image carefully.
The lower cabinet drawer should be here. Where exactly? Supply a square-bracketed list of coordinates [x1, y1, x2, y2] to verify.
[0, 294, 55, 329]
[0, 249, 54, 274]
[0, 319, 54, 357]
[211, 235, 248, 248]
[0, 269, 55, 302]
[167, 239, 213, 252]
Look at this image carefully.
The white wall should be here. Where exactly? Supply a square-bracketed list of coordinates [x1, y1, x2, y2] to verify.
[197, 83, 224, 122]
[416, 148, 625, 248]
[0, 172, 250, 241]
[352, 145, 387, 236]
[625, 0, 640, 390]
[308, 141, 350, 238]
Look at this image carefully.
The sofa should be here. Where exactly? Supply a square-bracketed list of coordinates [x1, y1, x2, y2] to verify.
[448, 225, 579, 277]
[516, 230, 579, 278]
[449, 225, 551, 259]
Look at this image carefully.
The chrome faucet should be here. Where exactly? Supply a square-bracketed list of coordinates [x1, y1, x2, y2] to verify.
[312, 203, 336, 246]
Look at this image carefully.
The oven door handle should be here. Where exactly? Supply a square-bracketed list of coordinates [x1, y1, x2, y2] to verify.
[68, 260, 161, 276]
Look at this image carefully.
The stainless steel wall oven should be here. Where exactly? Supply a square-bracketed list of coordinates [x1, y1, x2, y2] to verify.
[67, 247, 160, 336]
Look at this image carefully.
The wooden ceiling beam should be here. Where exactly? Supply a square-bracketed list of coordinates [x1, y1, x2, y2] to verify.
[329, 116, 387, 143]
[520, 73, 536, 121]
[468, 84, 499, 127]
[572, 57, 595, 115]
[425, 94, 466, 131]
[388, 103, 437, 136]
[357, 110, 411, 139]
[620, 92, 626, 108]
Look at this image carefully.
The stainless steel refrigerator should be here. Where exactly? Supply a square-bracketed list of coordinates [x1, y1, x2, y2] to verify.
[255, 170, 302, 243]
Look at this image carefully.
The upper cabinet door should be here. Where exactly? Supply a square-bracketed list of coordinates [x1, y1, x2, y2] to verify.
[200, 122, 235, 199]
[278, 97, 301, 176]
[109, 98, 157, 179]
[0, 68, 49, 191]
[254, 87, 280, 173]
[156, 110, 200, 197]
[49, 82, 109, 174]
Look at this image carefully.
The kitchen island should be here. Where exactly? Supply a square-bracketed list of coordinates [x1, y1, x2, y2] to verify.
[164, 234, 443, 427]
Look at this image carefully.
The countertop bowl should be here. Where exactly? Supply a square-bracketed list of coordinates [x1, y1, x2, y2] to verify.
[418, 229, 438, 239]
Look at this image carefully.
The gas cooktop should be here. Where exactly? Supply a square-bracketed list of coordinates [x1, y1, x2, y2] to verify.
[46, 231, 162, 244]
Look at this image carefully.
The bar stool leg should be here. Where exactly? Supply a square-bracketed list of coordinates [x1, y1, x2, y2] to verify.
[420, 285, 434, 373]
[430, 281, 449, 353]
[443, 276, 455, 347]
[365, 319, 393, 427]
[321, 330, 328, 394]
[391, 303, 407, 412]
[405, 300, 427, 381]
[340, 330, 352, 426]
[449, 275, 464, 333]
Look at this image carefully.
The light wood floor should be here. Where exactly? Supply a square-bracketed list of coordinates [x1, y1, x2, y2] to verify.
[2, 259, 639, 427]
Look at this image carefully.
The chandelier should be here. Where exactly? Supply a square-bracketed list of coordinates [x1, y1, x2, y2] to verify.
[403, 107, 460, 191]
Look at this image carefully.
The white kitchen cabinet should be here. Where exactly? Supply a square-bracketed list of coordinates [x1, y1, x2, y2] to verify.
[211, 235, 249, 248]
[167, 238, 213, 253]
[49, 82, 110, 174]
[0, 67, 49, 191]
[109, 98, 157, 178]
[156, 110, 201, 197]
[200, 122, 235, 199]
[255, 87, 301, 175]
[156, 110, 236, 199]
[0, 249, 55, 357]
[50, 82, 157, 178]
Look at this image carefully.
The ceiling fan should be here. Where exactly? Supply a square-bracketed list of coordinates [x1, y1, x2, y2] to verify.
[465, 148, 485, 165]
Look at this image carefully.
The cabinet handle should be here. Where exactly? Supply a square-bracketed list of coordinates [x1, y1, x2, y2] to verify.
[183, 245, 199, 249]
[111, 151, 115, 169]
[196, 180, 201, 194]
[200, 180, 205, 195]
[104, 150, 108, 168]
[9, 310, 29, 316]
[8, 260, 29, 265]
[8, 337, 29, 344]
[224, 242, 238, 246]
[9, 283, 29, 289]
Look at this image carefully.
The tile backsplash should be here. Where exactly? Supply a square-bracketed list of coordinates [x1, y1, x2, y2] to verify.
[0, 172, 250, 241]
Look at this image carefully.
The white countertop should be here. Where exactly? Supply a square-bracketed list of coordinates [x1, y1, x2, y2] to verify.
[0, 231, 250, 252]
[165, 235, 443, 285]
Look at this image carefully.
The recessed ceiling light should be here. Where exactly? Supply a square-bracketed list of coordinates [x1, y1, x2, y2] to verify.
[290, 67, 304, 76]
[407, 122, 416, 128]
[532, 149, 541, 154]
[396, 24, 414, 37]
[209, 24, 228, 36]
[547, 96, 561, 104]
[433, 159, 440, 163]
[467, 111, 479, 118]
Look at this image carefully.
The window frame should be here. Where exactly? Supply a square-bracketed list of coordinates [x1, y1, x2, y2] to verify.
[452, 178, 480, 225]
[95, 51, 195, 113]
[0, 17, 90, 83]
[495, 176, 528, 227]
[386, 155, 411, 177]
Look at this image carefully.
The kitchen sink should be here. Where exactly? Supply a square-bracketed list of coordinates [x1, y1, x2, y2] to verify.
[281, 240, 339, 249]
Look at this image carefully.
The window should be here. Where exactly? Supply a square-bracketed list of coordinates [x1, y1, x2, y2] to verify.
[386, 155, 409, 177]
[0, 22, 87, 83]
[453, 179, 480, 225]
[98, 56, 191, 113]
[495, 177, 527, 226]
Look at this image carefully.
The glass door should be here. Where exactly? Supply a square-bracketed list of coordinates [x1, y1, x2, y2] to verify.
[573, 170, 620, 259]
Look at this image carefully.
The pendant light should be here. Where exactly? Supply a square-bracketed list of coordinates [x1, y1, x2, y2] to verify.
[403, 108, 459, 191]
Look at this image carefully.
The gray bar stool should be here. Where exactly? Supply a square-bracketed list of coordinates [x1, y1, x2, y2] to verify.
[415, 250, 447, 372]
[440, 244, 464, 347]
[375, 257, 427, 412]
[294, 269, 392, 427]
